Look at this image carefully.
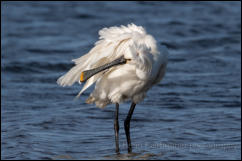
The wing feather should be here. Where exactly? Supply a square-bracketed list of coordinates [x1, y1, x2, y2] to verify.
[57, 24, 147, 96]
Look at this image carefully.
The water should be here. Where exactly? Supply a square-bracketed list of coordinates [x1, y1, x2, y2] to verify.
[1, 1, 241, 160]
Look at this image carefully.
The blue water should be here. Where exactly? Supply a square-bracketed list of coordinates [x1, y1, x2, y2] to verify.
[1, 1, 241, 160]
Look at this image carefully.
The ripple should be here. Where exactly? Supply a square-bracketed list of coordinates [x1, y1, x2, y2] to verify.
[2, 61, 74, 73]
[73, 13, 98, 19]
[26, 48, 74, 54]
[2, 1, 241, 160]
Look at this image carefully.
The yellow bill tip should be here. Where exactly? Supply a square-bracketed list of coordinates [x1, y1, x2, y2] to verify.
[80, 72, 84, 82]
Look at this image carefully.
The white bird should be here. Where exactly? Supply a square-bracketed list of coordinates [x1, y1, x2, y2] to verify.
[57, 23, 168, 153]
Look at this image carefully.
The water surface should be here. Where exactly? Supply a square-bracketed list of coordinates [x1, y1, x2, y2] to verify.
[1, 1, 241, 160]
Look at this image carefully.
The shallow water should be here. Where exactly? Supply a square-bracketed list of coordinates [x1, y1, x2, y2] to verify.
[1, 1, 241, 160]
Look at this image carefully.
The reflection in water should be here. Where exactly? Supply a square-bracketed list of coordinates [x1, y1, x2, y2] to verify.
[103, 152, 161, 160]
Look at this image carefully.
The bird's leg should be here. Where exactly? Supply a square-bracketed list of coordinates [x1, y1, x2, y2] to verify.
[124, 102, 136, 153]
[114, 103, 120, 153]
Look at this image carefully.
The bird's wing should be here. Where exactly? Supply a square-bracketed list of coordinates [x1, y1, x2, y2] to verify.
[57, 24, 147, 96]
[57, 42, 112, 87]
[75, 57, 110, 98]
[150, 45, 169, 85]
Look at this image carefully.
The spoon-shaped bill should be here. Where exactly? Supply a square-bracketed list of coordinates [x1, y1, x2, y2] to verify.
[80, 56, 128, 83]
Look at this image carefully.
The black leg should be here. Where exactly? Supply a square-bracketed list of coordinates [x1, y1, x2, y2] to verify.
[114, 103, 119, 153]
[124, 102, 136, 153]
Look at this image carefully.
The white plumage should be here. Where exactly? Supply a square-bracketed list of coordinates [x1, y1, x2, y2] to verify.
[57, 23, 168, 108]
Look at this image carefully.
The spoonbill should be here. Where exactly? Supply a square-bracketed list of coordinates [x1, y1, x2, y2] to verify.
[57, 23, 168, 153]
